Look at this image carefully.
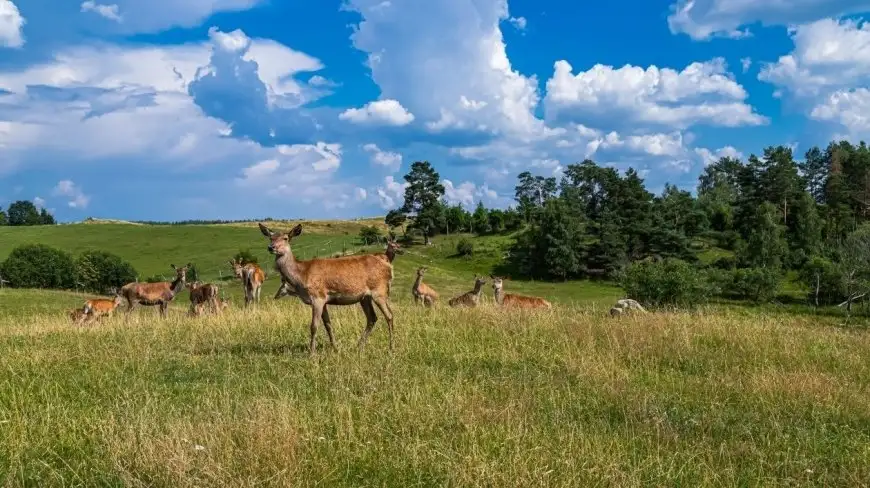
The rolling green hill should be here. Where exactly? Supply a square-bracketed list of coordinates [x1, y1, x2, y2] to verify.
[0, 222, 623, 316]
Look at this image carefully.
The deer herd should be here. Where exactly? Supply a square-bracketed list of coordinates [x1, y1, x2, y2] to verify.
[66, 222, 567, 355]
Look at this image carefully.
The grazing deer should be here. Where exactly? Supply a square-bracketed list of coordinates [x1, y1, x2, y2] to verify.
[81, 293, 124, 324]
[258, 222, 395, 356]
[120, 264, 190, 318]
[490, 275, 552, 309]
[186, 281, 220, 316]
[229, 259, 266, 308]
[448, 276, 487, 307]
[412, 267, 438, 307]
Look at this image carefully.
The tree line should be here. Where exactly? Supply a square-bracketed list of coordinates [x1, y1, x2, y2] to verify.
[0, 200, 56, 226]
[386, 140, 870, 309]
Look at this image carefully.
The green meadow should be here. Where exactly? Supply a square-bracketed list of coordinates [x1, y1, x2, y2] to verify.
[0, 221, 868, 487]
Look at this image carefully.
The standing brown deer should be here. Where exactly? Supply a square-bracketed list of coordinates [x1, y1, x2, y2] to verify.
[81, 293, 124, 323]
[120, 264, 190, 318]
[490, 275, 552, 309]
[412, 266, 438, 307]
[448, 276, 487, 307]
[186, 281, 220, 316]
[383, 239, 403, 263]
[229, 259, 265, 307]
[258, 222, 395, 356]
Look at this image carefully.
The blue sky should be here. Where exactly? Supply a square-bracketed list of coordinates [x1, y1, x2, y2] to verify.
[1, 0, 870, 222]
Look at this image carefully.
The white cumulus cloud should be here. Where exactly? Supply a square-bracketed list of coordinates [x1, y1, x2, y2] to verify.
[0, 0, 24, 48]
[52, 180, 91, 209]
[81, 1, 122, 22]
[339, 99, 415, 126]
[362, 143, 402, 171]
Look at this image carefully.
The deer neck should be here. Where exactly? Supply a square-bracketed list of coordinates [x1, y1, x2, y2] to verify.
[275, 252, 305, 290]
[169, 276, 185, 296]
[412, 274, 423, 292]
[472, 281, 483, 295]
[494, 287, 504, 305]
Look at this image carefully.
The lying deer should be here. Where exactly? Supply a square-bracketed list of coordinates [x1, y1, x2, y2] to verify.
[187, 281, 220, 316]
[610, 298, 647, 317]
[259, 222, 395, 356]
[412, 266, 438, 307]
[491, 275, 552, 309]
[448, 276, 487, 307]
[230, 258, 265, 308]
[120, 264, 189, 318]
[80, 293, 124, 324]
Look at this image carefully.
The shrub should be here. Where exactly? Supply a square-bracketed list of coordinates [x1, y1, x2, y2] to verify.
[725, 267, 781, 303]
[359, 226, 383, 244]
[456, 238, 474, 257]
[75, 250, 138, 294]
[799, 256, 844, 306]
[619, 258, 712, 309]
[144, 275, 165, 283]
[0, 244, 77, 290]
[233, 249, 258, 265]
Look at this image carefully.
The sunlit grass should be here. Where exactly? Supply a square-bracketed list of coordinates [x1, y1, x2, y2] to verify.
[0, 296, 868, 486]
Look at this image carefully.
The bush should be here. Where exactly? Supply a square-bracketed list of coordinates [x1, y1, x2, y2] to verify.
[618, 259, 712, 309]
[725, 267, 781, 303]
[75, 250, 138, 294]
[359, 226, 383, 244]
[0, 244, 77, 290]
[144, 275, 165, 283]
[799, 257, 843, 306]
[456, 238, 474, 257]
[233, 249, 258, 265]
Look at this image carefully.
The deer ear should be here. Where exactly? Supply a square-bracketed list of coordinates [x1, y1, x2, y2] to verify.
[170, 264, 177, 270]
[288, 224, 303, 238]
[259, 222, 274, 238]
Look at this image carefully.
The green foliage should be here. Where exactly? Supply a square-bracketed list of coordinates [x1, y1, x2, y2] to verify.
[384, 209, 407, 230]
[799, 256, 843, 306]
[359, 225, 384, 244]
[740, 201, 788, 269]
[456, 238, 474, 257]
[233, 249, 258, 265]
[471, 202, 490, 234]
[0, 209, 7, 226]
[144, 275, 165, 283]
[6, 200, 50, 226]
[0, 244, 76, 289]
[619, 259, 712, 308]
[724, 267, 782, 303]
[75, 250, 138, 294]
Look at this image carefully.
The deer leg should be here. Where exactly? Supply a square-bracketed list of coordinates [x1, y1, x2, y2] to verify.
[309, 300, 325, 356]
[321, 305, 337, 350]
[357, 297, 378, 351]
[371, 295, 395, 352]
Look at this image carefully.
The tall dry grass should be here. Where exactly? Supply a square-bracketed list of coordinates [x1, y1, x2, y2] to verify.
[0, 300, 868, 487]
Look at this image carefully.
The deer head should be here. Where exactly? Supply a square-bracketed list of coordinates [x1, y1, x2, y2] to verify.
[259, 223, 302, 256]
[490, 275, 504, 292]
[416, 266, 428, 277]
[474, 276, 487, 287]
[170, 263, 190, 283]
[386, 239, 404, 255]
[112, 294, 123, 307]
[228, 259, 244, 279]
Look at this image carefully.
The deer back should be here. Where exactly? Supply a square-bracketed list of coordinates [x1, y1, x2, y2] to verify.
[293, 254, 392, 299]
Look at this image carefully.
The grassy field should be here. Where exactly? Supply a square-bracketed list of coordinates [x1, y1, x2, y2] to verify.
[0, 296, 869, 486]
[1, 222, 869, 485]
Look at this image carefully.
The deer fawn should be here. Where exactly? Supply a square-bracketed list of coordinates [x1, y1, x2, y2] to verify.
[80, 293, 124, 324]
[412, 267, 438, 307]
[229, 258, 265, 308]
[491, 275, 552, 309]
[69, 308, 87, 325]
[186, 281, 220, 316]
[259, 222, 395, 356]
[120, 264, 190, 318]
[448, 276, 487, 307]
